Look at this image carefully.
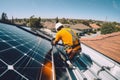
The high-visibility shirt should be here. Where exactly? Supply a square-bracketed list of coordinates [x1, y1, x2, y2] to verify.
[55, 27, 81, 51]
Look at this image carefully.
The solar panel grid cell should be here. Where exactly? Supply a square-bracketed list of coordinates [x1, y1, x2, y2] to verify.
[1, 70, 24, 80]
[0, 42, 11, 51]
[0, 60, 7, 75]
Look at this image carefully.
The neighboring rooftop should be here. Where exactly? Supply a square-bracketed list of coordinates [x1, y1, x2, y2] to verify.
[43, 21, 55, 29]
[81, 32, 120, 63]
[89, 23, 101, 29]
[70, 23, 91, 30]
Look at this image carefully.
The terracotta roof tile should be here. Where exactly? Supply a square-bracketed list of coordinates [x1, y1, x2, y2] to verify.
[70, 23, 91, 30]
[81, 32, 120, 63]
[43, 21, 55, 29]
[89, 23, 100, 29]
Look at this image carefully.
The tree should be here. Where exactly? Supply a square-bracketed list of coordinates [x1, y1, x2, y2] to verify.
[38, 17, 41, 22]
[11, 16, 14, 23]
[29, 16, 43, 29]
[55, 17, 59, 23]
[82, 21, 90, 26]
[101, 23, 116, 34]
[15, 18, 18, 22]
[1, 12, 8, 21]
[61, 18, 69, 24]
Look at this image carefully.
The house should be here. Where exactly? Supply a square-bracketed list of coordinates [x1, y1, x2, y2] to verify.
[89, 23, 101, 31]
[70, 23, 91, 30]
[43, 21, 55, 29]
[70, 23, 92, 36]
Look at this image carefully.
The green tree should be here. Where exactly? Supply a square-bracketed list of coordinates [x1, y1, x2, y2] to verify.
[115, 27, 120, 32]
[82, 21, 90, 26]
[29, 16, 43, 29]
[55, 17, 59, 23]
[1, 12, 8, 21]
[69, 19, 74, 24]
[61, 18, 69, 24]
[101, 23, 116, 34]
[11, 16, 14, 23]
[38, 17, 41, 22]
[23, 18, 27, 22]
[15, 18, 18, 22]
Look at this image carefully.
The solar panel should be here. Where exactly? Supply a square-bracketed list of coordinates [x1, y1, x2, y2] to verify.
[0, 23, 52, 80]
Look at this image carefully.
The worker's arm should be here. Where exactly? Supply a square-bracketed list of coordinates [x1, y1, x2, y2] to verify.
[52, 32, 61, 45]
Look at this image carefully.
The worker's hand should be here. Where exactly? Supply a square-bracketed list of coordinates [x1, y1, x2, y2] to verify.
[51, 38, 55, 46]
[51, 41, 54, 46]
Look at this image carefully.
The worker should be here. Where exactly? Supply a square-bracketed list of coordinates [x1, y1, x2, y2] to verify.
[52, 22, 81, 68]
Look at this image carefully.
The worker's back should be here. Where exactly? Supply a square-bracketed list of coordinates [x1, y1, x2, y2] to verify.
[55, 27, 80, 51]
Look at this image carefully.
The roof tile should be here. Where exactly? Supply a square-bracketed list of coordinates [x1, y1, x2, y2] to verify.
[81, 32, 120, 63]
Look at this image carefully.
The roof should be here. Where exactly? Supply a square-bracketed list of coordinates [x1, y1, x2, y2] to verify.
[89, 23, 100, 29]
[72, 29, 82, 33]
[63, 24, 70, 27]
[70, 23, 91, 30]
[81, 32, 120, 63]
[0, 22, 120, 80]
[43, 21, 55, 29]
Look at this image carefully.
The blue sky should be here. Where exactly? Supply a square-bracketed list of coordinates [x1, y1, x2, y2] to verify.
[0, 0, 120, 22]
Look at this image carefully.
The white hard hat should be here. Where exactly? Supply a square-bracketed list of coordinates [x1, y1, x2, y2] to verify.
[55, 22, 63, 31]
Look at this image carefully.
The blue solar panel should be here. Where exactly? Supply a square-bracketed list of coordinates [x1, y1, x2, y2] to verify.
[0, 23, 52, 80]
